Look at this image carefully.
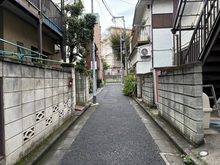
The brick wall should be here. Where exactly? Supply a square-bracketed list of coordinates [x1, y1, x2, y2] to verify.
[136, 75, 142, 98]
[158, 62, 204, 145]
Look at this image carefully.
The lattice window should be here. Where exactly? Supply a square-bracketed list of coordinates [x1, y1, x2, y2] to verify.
[53, 104, 59, 113]
[59, 109, 64, 118]
[36, 110, 45, 122]
[45, 117, 53, 127]
[23, 127, 35, 142]
[63, 100, 68, 108]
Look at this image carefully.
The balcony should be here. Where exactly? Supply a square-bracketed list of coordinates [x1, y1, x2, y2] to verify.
[28, 0, 63, 34]
[0, 0, 63, 40]
[131, 25, 151, 51]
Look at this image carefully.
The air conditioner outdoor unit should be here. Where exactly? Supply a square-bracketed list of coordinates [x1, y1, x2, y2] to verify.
[140, 46, 151, 57]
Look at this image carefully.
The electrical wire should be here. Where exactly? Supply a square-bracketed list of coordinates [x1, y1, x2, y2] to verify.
[97, 1, 110, 27]
[118, 0, 135, 5]
[101, 0, 114, 18]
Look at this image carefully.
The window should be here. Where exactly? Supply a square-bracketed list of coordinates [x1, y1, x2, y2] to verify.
[152, 13, 173, 28]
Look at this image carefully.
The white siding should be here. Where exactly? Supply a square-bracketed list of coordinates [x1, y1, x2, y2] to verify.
[136, 61, 152, 74]
[152, 0, 173, 14]
[153, 28, 173, 67]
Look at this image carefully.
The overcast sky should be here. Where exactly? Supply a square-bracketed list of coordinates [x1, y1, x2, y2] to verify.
[53, 0, 137, 33]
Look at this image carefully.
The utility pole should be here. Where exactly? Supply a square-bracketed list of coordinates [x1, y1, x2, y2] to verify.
[123, 19, 128, 76]
[120, 31, 123, 83]
[113, 16, 125, 81]
[91, 0, 97, 104]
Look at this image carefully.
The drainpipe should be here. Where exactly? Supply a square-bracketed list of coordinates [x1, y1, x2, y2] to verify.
[38, 0, 42, 54]
[151, 0, 154, 69]
[151, 0, 155, 105]
[61, 0, 66, 62]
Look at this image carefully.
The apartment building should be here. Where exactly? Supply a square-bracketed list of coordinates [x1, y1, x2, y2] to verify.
[0, 0, 65, 62]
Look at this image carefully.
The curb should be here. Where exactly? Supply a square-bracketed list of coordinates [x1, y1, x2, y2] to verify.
[133, 97, 204, 165]
[24, 102, 92, 165]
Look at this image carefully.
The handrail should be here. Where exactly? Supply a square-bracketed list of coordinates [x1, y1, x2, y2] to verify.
[0, 38, 48, 59]
[182, 0, 219, 64]
[172, 0, 184, 32]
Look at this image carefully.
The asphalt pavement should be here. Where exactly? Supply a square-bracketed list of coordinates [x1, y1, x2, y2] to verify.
[33, 83, 185, 165]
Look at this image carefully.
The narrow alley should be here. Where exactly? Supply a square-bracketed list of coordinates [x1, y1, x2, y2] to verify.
[35, 84, 184, 165]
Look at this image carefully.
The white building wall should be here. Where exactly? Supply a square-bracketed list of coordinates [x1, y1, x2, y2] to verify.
[136, 61, 152, 74]
[153, 29, 173, 67]
[152, 0, 173, 68]
[152, 0, 173, 14]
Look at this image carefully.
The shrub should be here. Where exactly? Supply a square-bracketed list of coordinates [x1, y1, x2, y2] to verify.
[122, 74, 136, 96]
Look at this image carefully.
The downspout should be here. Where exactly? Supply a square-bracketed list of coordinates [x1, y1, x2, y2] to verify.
[151, 0, 156, 105]
[61, 0, 66, 62]
[151, 0, 154, 69]
[38, 0, 42, 54]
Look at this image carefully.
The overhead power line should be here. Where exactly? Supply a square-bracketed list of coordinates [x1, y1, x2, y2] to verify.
[101, 0, 114, 17]
[96, 0, 109, 28]
[118, 0, 135, 5]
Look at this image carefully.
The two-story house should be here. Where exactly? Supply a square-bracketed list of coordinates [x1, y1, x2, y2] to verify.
[0, 0, 65, 62]
[128, 0, 174, 98]
[0, 0, 65, 163]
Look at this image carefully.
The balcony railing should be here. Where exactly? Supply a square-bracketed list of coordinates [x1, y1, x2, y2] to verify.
[182, 0, 220, 64]
[131, 25, 150, 51]
[28, 0, 63, 31]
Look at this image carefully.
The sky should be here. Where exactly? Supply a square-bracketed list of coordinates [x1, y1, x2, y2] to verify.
[53, 0, 137, 33]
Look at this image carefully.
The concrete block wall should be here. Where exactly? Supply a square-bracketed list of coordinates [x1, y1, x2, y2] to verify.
[75, 72, 89, 106]
[142, 73, 154, 107]
[1, 58, 74, 165]
[158, 62, 204, 145]
[136, 75, 142, 98]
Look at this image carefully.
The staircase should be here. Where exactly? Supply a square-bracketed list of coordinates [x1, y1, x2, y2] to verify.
[177, 0, 220, 102]
[203, 37, 220, 101]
